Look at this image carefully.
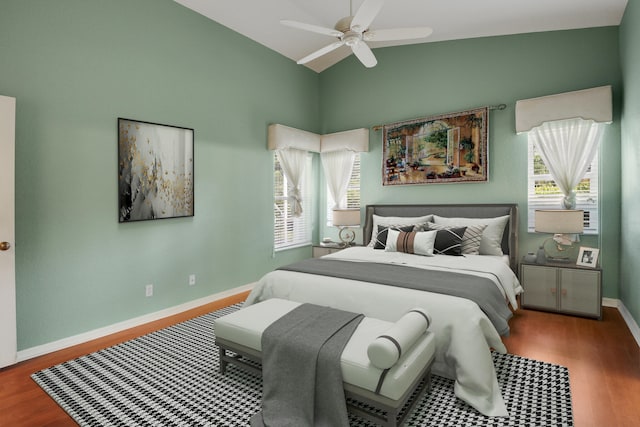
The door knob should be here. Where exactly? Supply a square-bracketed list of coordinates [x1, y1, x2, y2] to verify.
[0, 241, 10, 251]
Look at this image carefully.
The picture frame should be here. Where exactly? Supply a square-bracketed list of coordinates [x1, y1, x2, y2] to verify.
[576, 246, 599, 268]
[118, 118, 194, 222]
[382, 107, 488, 185]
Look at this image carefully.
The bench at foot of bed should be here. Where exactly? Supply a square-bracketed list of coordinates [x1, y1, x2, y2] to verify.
[214, 298, 436, 427]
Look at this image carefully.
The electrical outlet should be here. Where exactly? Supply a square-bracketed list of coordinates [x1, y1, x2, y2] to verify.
[145, 284, 153, 297]
[189, 274, 196, 286]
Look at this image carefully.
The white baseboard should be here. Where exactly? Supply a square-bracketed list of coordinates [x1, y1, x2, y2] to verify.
[17, 284, 255, 363]
[602, 297, 640, 347]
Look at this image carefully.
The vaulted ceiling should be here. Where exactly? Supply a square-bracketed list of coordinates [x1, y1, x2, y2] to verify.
[174, 0, 628, 72]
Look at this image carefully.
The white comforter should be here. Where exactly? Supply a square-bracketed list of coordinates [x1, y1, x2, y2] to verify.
[326, 246, 523, 309]
[245, 247, 523, 417]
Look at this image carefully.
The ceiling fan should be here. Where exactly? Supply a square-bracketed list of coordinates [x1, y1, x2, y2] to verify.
[281, 0, 433, 68]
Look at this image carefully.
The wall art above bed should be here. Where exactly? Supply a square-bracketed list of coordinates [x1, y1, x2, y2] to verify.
[382, 107, 488, 185]
[118, 118, 194, 222]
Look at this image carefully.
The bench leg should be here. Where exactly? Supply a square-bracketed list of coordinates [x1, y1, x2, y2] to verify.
[219, 347, 228, 374]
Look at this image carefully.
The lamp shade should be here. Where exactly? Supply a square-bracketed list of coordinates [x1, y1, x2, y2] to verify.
[332, 208, 360, 227]
[534, 210, 584, 234]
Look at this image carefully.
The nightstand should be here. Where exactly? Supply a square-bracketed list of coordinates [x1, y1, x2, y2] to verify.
[312, 244, 347, 258]
[520, 259, 602, 319]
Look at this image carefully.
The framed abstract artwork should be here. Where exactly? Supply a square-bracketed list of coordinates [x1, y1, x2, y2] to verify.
[382, 107, 488, 185]
[118, 118, 194, 222]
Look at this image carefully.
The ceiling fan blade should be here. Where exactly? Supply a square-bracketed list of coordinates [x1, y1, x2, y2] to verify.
[350, 0, 384, 33]
[280, 20, 343, 38]
[351, 42, 377, 68]
[364, 27, 433, 42]
[297, 41, 345, 64]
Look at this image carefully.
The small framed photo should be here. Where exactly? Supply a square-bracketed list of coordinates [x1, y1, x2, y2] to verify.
[576, 246, 599, 268]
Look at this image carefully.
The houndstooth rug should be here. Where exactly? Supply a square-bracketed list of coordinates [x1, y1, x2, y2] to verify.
[32, 304, 573, 426]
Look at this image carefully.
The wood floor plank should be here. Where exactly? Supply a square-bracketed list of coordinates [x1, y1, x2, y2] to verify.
[1, 296, 638, 426]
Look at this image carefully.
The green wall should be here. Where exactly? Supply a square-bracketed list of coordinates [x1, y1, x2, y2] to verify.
[319, 28, 622, 300]
[1, 0, 630, 352]
[620, 2, 640, 323]
[0, 0, 320, 350]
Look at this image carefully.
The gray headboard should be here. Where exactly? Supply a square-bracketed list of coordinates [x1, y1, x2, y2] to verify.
[363, 204, 519, 272]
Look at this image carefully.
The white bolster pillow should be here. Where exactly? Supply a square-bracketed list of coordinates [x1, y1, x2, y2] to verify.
[367, 308, 432, 369]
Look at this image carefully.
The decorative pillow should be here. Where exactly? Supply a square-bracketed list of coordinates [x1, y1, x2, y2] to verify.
[367, 214, 433, 247]
[384, 229, 437, 256]
[367, 308, 432, 369]
[373, 225, 415, 249]
[427, 222, 487, 255]
[433, 215, 510, 256]
[432, 226, 466, 256]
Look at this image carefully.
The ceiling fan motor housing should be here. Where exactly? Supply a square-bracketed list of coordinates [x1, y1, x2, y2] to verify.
[335, 16, 357, 33]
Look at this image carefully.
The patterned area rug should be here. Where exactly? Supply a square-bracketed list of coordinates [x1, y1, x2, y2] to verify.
[32, 304, 574, 426]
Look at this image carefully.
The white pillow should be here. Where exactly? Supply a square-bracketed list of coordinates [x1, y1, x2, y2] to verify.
[432, 215, 510, 256]
[367, 308, 432, 369]
[368, 214, 433, 247]
[385, 229, 437, 256]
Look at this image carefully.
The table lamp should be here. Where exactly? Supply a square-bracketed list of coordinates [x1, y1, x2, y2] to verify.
[332, 208, 360, 247]
[534, 209, 584, 263]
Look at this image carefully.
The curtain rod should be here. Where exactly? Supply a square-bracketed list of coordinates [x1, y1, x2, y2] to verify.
[371, 104, 507, 131]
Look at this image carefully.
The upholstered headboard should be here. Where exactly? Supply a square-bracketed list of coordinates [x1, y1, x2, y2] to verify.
[363, 204, 519, 272]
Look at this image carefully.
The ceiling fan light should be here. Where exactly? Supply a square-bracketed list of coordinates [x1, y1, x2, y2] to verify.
[343, 32, 361, 47]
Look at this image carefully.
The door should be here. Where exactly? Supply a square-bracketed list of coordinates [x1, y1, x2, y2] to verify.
[0, 95, 16, 368]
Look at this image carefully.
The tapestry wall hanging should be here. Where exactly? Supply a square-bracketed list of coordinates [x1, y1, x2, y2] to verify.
[118, 118, 194, 222]
[382, 107, 488, 185]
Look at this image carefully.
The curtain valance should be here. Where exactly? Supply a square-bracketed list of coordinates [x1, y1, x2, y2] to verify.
[268, 124, 321, 152]
[320, 128, 369, 152]
[515, 85, 612, 134]
[268, 124, 369, 152]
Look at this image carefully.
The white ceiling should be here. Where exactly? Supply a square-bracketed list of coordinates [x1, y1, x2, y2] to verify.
[174, 0, 628, 73]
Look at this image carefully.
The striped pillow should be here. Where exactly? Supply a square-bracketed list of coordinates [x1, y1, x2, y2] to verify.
[427, 222, 487, 255]
[385, 229, 437, 256]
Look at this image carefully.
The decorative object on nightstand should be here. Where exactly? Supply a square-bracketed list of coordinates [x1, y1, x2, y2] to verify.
[332, 208, 360, 247]
[523, 252, 537, 263]
[576, 246, 599, 268]
[534, 209, 583, 263]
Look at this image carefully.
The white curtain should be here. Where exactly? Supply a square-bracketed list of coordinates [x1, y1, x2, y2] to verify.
[321, 150, 355, 209]
[276, 148, 308, 217]
[530, 118, 604, 209]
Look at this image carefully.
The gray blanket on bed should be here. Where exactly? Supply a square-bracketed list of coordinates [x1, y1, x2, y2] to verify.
[278, 258, 512, 336]
[250, 303, 363, 427]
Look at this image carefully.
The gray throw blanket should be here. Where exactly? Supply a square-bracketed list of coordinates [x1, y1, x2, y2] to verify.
[278, 258, 513, 336]
[250, 303, 364, 427]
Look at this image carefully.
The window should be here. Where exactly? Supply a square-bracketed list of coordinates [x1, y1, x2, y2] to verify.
[527, 139, 599, 234]
[326, 153, 361, 225]
[274, 153, 313, 250]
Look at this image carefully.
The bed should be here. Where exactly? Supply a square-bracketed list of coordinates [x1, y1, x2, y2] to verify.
[244, 204, 522, 417]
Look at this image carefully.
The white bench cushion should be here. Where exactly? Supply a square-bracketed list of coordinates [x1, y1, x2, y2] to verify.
[215, 298, 436, 401]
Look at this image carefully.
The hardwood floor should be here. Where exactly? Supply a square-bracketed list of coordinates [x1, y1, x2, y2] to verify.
[502, 307, 640, 427]
[1, 295, 638, 426]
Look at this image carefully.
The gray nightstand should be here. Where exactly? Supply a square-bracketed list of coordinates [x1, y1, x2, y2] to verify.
[520, 259, 602, 319]
[312, 245, 346, 258]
